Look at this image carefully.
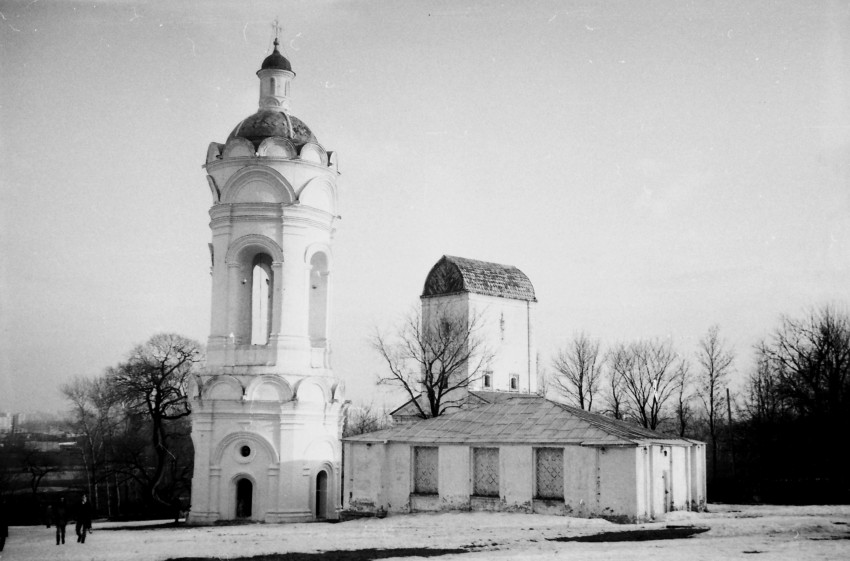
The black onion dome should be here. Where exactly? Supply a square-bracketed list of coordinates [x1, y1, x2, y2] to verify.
[260, 40, 292, 72]
[227, 111, 317, 149]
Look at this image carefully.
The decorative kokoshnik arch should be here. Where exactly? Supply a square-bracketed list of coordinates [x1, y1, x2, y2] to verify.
[221, 165, 297, 204]
[212, 431, 280, 466]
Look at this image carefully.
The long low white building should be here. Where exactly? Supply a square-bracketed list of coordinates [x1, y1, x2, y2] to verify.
[343, 391, 706, 522]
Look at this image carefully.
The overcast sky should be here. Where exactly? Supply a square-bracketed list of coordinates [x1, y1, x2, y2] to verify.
[1, 0, 848, 414]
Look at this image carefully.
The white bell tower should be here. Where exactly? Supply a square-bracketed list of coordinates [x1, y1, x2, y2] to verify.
[188, 33, 346, 524]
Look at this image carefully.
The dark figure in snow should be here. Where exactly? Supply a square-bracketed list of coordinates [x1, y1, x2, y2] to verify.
[48, 497, 68, 545]
[75, 494, 92, 543]
[0, 497, 9, 553]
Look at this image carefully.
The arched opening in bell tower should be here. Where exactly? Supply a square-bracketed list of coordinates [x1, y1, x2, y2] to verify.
[308, 252, 329, 350]
[251, 253, 274, 345]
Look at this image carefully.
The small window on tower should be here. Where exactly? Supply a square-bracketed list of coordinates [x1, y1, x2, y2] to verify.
[483, 373, 492, 389]
[510, 375, 519, 391]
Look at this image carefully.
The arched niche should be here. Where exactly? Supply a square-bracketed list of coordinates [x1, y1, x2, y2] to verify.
[212, 431, 278, 465]
[203, 375, 244, 400]
[222, 137, 256, 159]
[257, 137, 296, 159]
[260, 96, 282, 109]
[307, 251, 330, 350]
[231, 180, 286, 203]
[221, 166, 296, 204]
[250, 253, 273, 344]
[298, 142, 328, 166]
[245, 376, 293, 402]
[294, 379, 328, 404]
[298, 178, 336, 214]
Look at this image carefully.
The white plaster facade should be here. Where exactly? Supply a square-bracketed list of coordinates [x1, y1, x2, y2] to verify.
[344, 399, 707, 522]
[422, 292, 537, 394]
[188, 41, 347, 524]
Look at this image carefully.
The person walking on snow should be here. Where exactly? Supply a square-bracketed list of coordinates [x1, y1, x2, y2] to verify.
[75, 494, 92, 543]
[47, 497, 68, 545]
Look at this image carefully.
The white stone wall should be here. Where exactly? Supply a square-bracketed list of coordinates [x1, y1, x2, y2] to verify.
[689, 442, 707, 510]
[344, 441, 701, 521]
[597, 447, 638, 520]
[190, 397, 344, 523]
[501, 446, 533, 510]
[419, 292, 536, 395]
[438, 445, 470, 507]
[563, 445, 596, 517]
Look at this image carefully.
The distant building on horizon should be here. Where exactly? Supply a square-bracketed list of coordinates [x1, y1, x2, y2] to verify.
[0, 412, 22, 434]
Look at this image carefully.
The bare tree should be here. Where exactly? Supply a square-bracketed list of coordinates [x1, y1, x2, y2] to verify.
[620, 340, 680, 430]
[673, 359, 694, 438]
[107, 333, 203, 511]
[696, 325, 734, 478]
[759, 305, 850, 420]
[734, 305, 850, 503]
[62, 376, 120, 512]
[22, 447, 59, 497]
[604, 343, 632, 420]
[550, 332, 601, 410]
[343, 403, 392, 437]
[373, 305, 493, 419]
[743, 347, 785, 424]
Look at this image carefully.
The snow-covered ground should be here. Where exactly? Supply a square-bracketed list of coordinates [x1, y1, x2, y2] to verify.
[2, 504, 849, 561]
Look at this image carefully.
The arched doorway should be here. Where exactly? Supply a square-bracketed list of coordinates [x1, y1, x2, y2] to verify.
[236, 478, 253, 519]
[315, 470, 328, 520]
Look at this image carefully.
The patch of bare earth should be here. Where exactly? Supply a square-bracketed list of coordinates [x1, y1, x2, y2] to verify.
[165, 548, 468, 561]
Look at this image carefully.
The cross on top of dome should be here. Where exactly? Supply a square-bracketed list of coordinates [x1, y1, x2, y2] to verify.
[261, 18, 292, 73]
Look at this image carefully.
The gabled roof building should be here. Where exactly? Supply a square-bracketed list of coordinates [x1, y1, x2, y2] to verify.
[343, 257, 706, 522]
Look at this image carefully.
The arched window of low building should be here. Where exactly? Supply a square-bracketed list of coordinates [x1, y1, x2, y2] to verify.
[251, 253, 273, 345]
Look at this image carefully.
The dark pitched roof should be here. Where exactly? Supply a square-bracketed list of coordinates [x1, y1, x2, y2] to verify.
[348, 392, 694, 446]
[421, 255, 536, 302]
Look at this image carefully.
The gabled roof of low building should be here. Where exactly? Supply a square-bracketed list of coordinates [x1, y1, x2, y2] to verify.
[389, 390, 495, 418]
[347, 392, 693, 447]
[421, 256, 537, 302]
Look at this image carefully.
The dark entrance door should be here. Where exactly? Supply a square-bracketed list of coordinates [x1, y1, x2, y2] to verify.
[316, 470, 328, 519]
[236, 478, 252, 519]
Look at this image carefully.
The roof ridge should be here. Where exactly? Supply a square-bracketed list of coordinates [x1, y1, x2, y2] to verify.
[550, 400, 679, 441]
